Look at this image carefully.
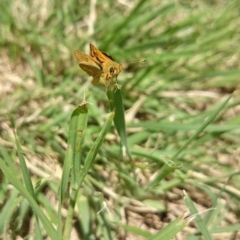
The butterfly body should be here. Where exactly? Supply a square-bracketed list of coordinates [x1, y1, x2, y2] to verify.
[74, 44, 122, 88]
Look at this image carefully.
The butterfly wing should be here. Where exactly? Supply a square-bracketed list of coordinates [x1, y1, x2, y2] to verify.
[74, 50, 102, 76]
[90, 44, 114, 64]
[78, 62, 101, 76]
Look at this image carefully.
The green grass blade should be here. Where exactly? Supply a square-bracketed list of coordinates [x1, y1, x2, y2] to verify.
[76, 196, 95, 240]
[184, 191, 212, 240]
[60, 102, 88, 200]
[149, 217, 189, 240]
[63, 111, 114, 239]
[58, 102, 89, 238]
[79, 110, 115, 184]
[104, 0, 147, 47]
[0, 189, 21, 236]
[14, 130, 35, 197]
[148, 94, 233, 186]
[0, 158, 57, 239]
[71, 103, 88, 188]
[107, 86, 132, 160]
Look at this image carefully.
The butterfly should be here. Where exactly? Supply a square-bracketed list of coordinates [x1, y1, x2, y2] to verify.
[74, 44, 122, 88]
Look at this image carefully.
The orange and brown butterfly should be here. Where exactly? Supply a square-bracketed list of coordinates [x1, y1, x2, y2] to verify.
[74, 44, 122, 88]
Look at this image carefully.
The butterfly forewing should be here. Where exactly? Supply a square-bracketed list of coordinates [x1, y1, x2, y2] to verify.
[90, 44, 113, 64]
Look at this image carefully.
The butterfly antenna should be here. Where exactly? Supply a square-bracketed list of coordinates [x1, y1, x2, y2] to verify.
[120, 59, 146, 65]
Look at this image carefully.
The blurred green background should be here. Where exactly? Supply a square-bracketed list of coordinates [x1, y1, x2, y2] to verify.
[1, 0, 240, 239]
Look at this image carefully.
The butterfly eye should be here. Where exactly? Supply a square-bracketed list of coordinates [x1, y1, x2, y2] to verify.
[109, 67, 115, 73]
